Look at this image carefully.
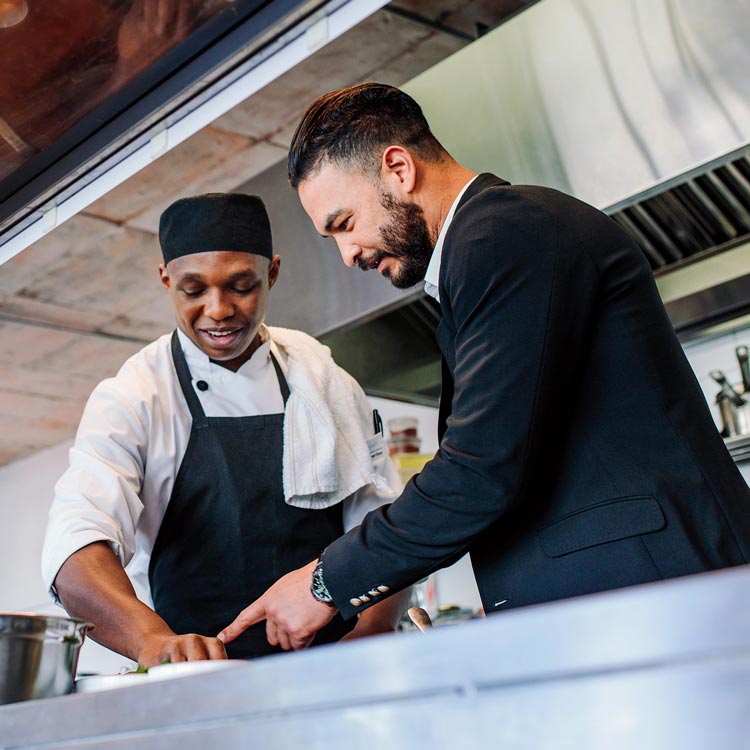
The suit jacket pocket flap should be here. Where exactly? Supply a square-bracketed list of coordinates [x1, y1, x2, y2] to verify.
[538, 496, 665, 558]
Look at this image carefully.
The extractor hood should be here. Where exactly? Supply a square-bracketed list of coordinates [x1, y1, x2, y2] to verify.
[248, 0, 750, 406]
[406, 0, 750, 213]
[403, 0, 750, 334]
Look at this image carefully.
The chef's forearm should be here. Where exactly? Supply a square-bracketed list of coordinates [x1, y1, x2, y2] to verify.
[54, 541, 174, 661]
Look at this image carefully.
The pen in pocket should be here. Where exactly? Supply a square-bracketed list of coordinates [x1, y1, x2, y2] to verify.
[372, 409, 383, 436]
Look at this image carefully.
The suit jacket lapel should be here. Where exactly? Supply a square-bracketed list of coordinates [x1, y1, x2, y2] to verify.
[435, 174, 508, 441]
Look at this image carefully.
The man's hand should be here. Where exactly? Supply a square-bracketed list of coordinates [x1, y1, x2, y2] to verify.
[218, 560, 336, 651]
[137, 633, 227, 669]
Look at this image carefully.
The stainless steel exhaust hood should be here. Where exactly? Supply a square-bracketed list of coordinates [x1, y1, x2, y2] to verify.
[406, 0, 750, 213]
[248, 0, 750, 405]
[404, 0, 750, 336]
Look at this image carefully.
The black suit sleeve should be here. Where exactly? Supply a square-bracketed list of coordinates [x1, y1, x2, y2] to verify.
[323, 189, 601, 618]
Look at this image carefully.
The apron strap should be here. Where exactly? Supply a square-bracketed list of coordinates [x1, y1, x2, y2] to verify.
[269, 350, 291, 405]
[170, 331, 206, 419]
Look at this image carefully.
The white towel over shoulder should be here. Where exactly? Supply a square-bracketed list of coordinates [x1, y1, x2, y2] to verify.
[269, 326, 395, 509]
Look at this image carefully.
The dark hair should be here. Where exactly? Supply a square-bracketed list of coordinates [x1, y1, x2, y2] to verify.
[288, 83, 446, 189]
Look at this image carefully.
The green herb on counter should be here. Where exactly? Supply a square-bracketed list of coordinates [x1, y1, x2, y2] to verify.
[134, 657, 171, 673]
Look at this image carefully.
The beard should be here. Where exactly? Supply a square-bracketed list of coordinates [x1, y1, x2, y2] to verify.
[358, 190, 433, 289]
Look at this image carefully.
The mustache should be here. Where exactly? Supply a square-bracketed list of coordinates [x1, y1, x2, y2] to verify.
[357, 250, 392, 272]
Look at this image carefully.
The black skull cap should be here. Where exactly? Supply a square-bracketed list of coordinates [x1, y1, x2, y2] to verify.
[159, 193, 273, 263]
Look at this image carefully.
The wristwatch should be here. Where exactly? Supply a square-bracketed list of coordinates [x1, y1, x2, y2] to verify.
[310, 556, 335, 607]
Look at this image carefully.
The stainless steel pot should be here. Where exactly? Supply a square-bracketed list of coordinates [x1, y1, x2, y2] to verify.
[0, 612, 93, 705]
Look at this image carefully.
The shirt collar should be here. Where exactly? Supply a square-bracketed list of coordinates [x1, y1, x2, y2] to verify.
[423, 175, 478, 302]
[176, 324, 272, 377]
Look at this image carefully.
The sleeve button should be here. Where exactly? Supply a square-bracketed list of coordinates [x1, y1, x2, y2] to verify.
[377, 585, 390, 593]
[350, 598, 363, 607]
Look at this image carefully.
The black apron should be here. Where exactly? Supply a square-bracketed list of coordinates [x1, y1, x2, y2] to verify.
[148, 332, 354, 658]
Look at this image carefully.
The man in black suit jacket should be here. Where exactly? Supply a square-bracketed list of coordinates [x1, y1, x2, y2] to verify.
[219, 83, 750, 651]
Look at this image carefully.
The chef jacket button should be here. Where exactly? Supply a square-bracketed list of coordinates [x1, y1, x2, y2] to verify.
[350, 598, 363, 607]
[377, 585, 390, 593]
[196, 380, 209, 392]
[367, 589, 380, 597]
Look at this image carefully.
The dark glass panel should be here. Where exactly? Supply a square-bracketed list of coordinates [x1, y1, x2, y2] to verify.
[0, 0, 231, 182]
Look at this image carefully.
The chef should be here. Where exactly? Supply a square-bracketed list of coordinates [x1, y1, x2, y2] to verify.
[42, 192, 406, 665]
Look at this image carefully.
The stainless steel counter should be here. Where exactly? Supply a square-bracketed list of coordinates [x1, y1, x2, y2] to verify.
[2, 565, 750, 749]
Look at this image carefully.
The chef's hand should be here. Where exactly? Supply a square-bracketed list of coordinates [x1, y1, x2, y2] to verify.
[137, 633, 227, 669]
[54, 542, 228, 669]
[218, 560, 336, 651]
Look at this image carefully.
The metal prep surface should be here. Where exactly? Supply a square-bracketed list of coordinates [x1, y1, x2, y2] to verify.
[2, 565, 750, 749]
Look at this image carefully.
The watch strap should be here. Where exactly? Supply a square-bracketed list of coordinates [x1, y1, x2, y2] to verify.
[310, 556, 335, 607]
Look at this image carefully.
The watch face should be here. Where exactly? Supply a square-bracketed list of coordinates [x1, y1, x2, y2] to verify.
[312, 561, 333, 604]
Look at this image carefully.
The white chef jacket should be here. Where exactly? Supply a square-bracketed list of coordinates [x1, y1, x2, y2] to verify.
[42, 325, 399, 605]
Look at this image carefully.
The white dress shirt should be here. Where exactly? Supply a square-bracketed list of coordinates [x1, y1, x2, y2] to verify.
[423, 176, 478, 302]
[42, 326, 398, 605]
